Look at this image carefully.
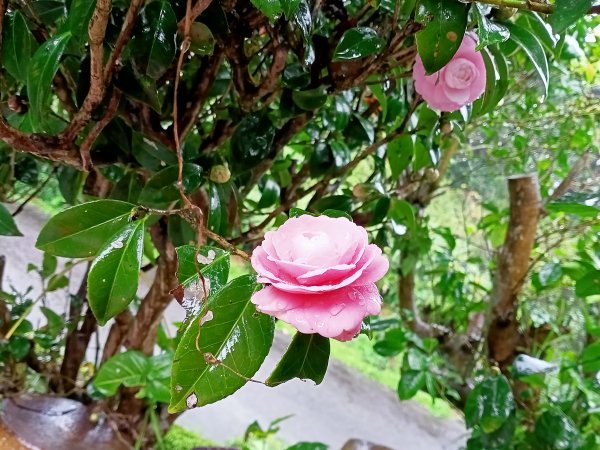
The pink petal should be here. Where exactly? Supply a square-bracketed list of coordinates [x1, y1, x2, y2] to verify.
[251, 284, 382, 341]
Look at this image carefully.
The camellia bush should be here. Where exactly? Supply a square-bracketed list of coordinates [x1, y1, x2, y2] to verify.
[0, 0, 599, 448]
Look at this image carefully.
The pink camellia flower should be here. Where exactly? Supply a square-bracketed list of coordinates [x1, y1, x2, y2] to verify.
[250, 215, 389, 341]
[413, 33, 486, 112]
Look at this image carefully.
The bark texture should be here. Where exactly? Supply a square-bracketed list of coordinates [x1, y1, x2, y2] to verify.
[487, 174, 542, 369]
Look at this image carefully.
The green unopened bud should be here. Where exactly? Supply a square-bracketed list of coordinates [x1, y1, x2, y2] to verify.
[210, 165, 231, 183]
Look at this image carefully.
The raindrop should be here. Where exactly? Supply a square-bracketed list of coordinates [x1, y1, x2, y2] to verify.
[175, 385, 183, 392]
[186, 393, 198, 409]
[329, 303, 345, 316]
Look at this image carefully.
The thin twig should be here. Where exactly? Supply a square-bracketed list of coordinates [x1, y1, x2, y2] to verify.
[11, 167, 57, 217]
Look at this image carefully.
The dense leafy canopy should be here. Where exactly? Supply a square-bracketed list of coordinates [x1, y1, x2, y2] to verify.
[0, 0, 599, 448]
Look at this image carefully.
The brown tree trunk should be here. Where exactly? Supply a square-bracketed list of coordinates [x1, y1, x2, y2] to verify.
[487, 175, 541, 370]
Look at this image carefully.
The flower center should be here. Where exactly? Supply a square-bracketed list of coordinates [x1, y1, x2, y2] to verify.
[444, 58, 478, 90]
[291, 231, 337, 265]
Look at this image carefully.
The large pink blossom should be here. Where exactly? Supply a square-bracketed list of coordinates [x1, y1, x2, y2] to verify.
[413, 33, 486, 112]
[250, 215, 389, 341]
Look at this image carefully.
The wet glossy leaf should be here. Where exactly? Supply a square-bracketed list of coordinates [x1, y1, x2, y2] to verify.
[474, 4, 509, 50]
[549, 0, 592, 33]
[415, 0, 469, 73]
[139, 163, 203, 206]
[130, 1, 177, 79]
[334, 27, 383, 60]
[250, 0, 282, 20]
[231, 113, 276, 170]
[398, 370, 426, 399]
[472, 46, 509, 116]
[258, 176, 281, 209]
[2, 11, 39, 81]
[87, 220, 145, 325]
[518, 12, 557, 52]
[387, 135, 414, 179]
[282, 64, 311, 89]
[115, 67, 163, 113]
[533, 409, 583, 449]
[312, 195, 353, 214]
[169, 275, 275, 412]
[189, 22, 215, 56]
[292, 87, 327, 110]
[63, 0, 96, 50]
[207, 182, 230, 235]
[502, 23, 549, 97]
[0, 203, 22, 236]
[176, 245, 230, 294]
[36, 200, 135, 258]
[26, 32, 72, 131]
[33, 1, 64, 24]
[465, 375, 514, 433]
[266, 333, 330, 386]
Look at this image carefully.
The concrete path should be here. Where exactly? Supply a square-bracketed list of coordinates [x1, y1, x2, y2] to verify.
[0, 205, 467, 449]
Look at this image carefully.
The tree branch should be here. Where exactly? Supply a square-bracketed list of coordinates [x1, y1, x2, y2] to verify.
[470, 0, 600, 15]
[487, 174, 542, 369]
[547, 151, 590, 203]
[61, 0, 113, 144]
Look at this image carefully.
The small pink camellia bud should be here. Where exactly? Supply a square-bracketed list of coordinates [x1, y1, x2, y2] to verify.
[250, 215, 389, 341]
[413, 33, 486, 112]
[209, 165, 231, 184]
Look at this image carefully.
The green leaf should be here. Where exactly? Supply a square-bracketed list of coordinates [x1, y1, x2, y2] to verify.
[176, 245, 230, 293]
[26, 32, 72, 131]
[94, 351, 171, 403]
[189, 22, 215, 56]
[575, 270, 600, 297]
[397, 370, 426, 400]
[390, 199, 416, 235]
[250, 0, 282, 20]
[47, 274, 69, 292]
[63, 0, 96, 50]
[0, 203, 22, 236]
[373, 329, 406, 357]
[2, 11, 39, 81]
[207, 182, 230, 235]
[231, 113, 277, 170]
[518, 12, 557, 52]
[533, 409, 583, 450]
[57, 166, 87, 204]
[266, 333, 330, 386]
[169, 275, 274, 412]
[88, 220, 145, 325]
[286, 443, 327, 450]
[130, 1, 177, 79]
[8, 336, 31, 361]
[472, 46, 509, 116]
[581, 341, 600, 373]
[333, 27, 383, 60]
[292, 87, 328, 111]
[312, 195, 353, 214]
[139, 163, 203, 206]
[474, 4, 509, 50]
[132, 132, 178, 171]
[387, 135, 414, 179]
[502, 22, 549, 97]
[548, 0, 592, 33]
[36, 200, 135, 258]
[415, 0, 469, 73]
[257, 176, 281, 209]
[546, 202, 599, 218]
[465, 375, 514, 433]
[281, 0, 301, 19]
[110, 172, 144, 204]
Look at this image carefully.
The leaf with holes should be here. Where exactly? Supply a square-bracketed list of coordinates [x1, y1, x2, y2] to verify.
[169, 275, 274, 412]
[415, 0, 469, 73]
[266, 332, 330, 386]
[88, 220, 145, 325]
